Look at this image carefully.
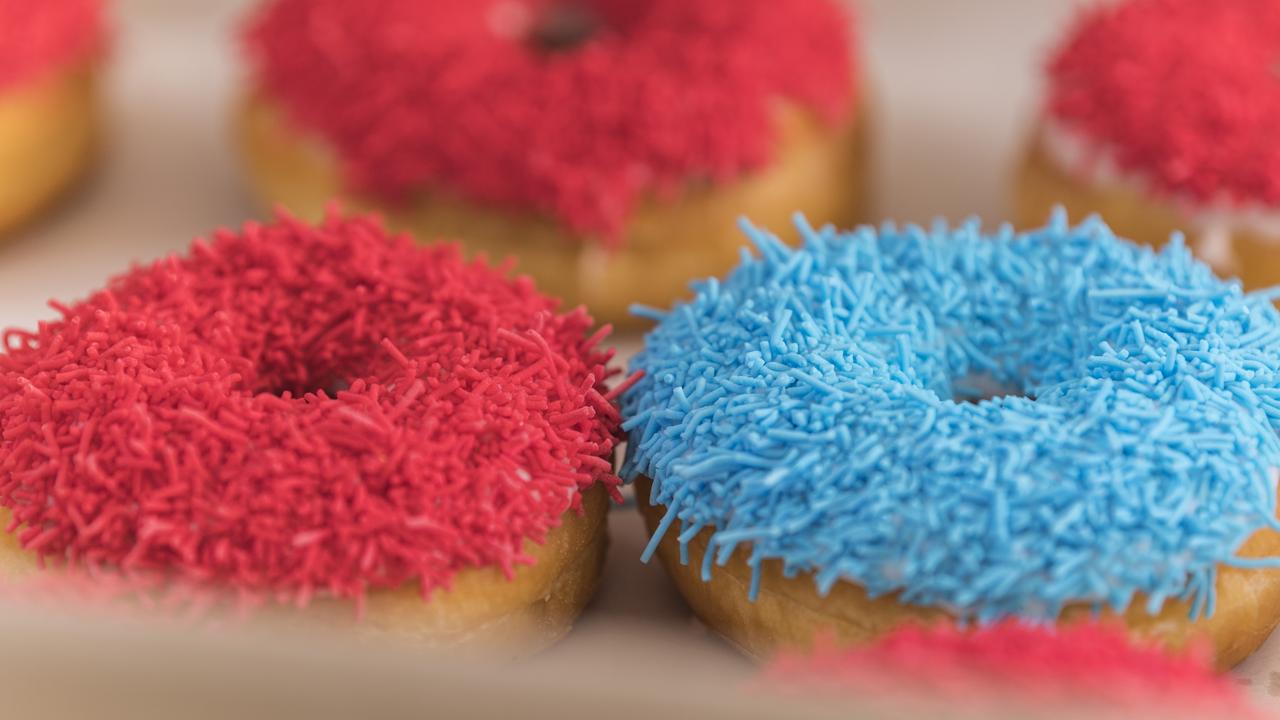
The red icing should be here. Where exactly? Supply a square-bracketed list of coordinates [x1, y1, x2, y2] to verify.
[765, 622, 1264, 718]
[0, 210, 626, 607]
[1047, 0, 1280, 208]
[243, 0, 857, 244]
[0, 0, 103, 90]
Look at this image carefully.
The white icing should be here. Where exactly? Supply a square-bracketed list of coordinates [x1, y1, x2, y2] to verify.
[1039, 120, 1280, 274]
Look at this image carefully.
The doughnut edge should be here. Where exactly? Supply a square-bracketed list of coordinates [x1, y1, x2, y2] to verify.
[637, 476, 1280, 668]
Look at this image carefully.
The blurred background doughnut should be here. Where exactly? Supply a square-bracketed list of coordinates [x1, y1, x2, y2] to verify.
[0, 0, 104, 235]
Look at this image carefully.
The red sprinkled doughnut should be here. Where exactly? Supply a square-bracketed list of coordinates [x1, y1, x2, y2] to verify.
[242, 0, 857, 243]
[0, 210, 626, 606]
[1047, 0, 1280, 207]
[0, 0, 103, 90]
[765, 622, 1265, 718]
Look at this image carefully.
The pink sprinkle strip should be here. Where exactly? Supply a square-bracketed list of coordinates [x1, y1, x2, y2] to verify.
[764, 622, 1267, 719]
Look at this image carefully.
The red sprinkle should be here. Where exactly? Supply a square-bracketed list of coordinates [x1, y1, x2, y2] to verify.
[764, 622, 1266, 719]
[0, 0, 103, 91]
[1047, 0, 1280, 207]
[243, 0, 857, 244]
[0, 210, 624, 606]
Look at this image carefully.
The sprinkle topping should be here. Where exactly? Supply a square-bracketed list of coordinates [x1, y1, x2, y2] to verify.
[0, 211, 624, 605]
[243, 0, 856, 243]
[0, 0, 102, 91]
[765, 622, 1265, 719]
[1047, 0, 1280, 207]
[623, 212, 1280, 621]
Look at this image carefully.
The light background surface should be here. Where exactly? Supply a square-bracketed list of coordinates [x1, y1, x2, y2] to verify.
[5, 0, 1280, 712]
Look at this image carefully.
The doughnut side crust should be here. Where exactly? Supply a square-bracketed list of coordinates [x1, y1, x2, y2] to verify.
[1013, 129, 1280, 291]
[0, 64, 98, 235]
[637, 476, 1280, 669]
[235, 93, 869, 327]
[0, 484, 608, 656]
[318, 483, 611, 653]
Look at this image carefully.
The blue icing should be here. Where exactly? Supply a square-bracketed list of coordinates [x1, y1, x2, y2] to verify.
[621, 211, 1280, 622]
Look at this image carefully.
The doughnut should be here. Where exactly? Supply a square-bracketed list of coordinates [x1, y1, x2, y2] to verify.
[1015, 0, 1280, 290]
[623, 211, 1280, 668]
[237, 0, 867, 326]
[763, 622, 1267, 720]
[0, 210, 628, 652]
[0, 0, 102, 235]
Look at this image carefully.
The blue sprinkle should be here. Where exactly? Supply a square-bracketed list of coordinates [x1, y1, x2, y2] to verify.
[623, 213, 1280, 623]
[641, 501, 680, 564]
[630, 304, 669, 322]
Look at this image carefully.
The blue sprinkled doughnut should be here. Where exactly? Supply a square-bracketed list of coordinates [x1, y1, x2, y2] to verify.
[623, 211, 1280, 664]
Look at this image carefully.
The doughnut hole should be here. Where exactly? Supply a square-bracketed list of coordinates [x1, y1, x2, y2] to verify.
[951, 373, 1029, 404]
[527, 3, 600, 54]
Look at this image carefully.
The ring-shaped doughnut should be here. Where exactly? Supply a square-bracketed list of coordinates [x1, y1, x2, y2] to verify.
[0, 211, 625, 651]
[624, 212, 1280, 665]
